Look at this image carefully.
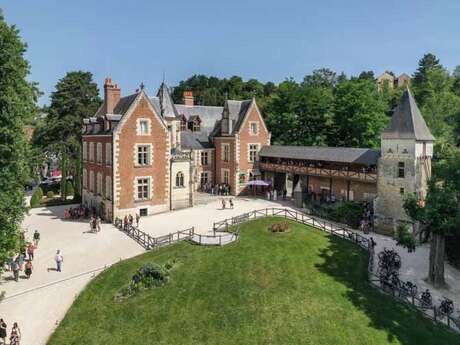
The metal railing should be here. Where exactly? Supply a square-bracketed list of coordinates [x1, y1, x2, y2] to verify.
[114, 218, 194, 250]
[213, 207, 460, 333]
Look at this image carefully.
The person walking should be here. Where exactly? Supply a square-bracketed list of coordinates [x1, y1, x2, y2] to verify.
[222, 199, 226, 210]
[27, 243, 35, 261]
[18, 252, 25, 271]
[0, 319, 6, 345]
[123, 215, 128, 230]
[96, 216, 101, 232]
[11, 259, 19, 282]
[229, 198, 234, 209]
[128, 214, 133, 227]
[33, 230, 40, 247]
[55, 250, 63, 272]
[24, 260, 33, 279]
[9, 322, 20, 345]
[135, 213, 140, 227]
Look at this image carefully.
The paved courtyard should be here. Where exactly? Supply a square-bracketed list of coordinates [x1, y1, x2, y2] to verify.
[0, 197, 459, 344]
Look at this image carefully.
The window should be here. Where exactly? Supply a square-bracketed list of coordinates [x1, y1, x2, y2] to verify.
[89, 171, 95, 192]
[239, 173, 246, 184]
[89, 142, 94, 161]
[137, 119, 150, 135]
[176, 172, 184, 187]
[222, 169, 230, 184]
[180, 119, 187, 131]
[249, 122, 258, 135]
[96, 173, 102, 195]
[398, 162, 405, 178]
[249, 144, 259, 162]
[137, 145, 151, 166]
[82, 142, 87, 161]
[400, 187, 405, 195]
[96, 143, 102, 163]
[139, 208, 148, 216]
[201, 151, 209, 165]
[82, 169, 87, 189]
[105, 176, 112, 200]
[222, 143, 230, 162]
[136, 178, 150, 200]
[105, 143, 112, 165]
[200, 172, 209, 185]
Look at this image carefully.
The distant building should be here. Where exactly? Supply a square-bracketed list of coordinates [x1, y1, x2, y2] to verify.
[377, 72, 410, 91]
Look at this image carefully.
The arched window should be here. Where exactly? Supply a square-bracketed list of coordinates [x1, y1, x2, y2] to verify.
[176, 172, 184, 187]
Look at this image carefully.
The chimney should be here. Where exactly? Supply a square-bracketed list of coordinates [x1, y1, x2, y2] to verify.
[183, 91, 194, 107]
[104, 77, 121, 114]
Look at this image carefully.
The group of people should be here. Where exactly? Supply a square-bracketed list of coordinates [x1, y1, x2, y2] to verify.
[208, 183, 231, 196]
[0, 319, 21, 345]
[359, 201, 374, 234]
[265, 189, 288, 201]
[5, 231, 40, 282]
[221, 198, 234, 210]
[123, 213, 140, 230]
[63, 205, 90, 220]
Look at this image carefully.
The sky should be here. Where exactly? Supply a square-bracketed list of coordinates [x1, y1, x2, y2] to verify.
[2, 0, 460, 105]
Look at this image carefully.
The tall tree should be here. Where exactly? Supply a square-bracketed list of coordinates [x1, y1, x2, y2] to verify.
[403, 150, 460, 286]
[331, 79, 388, 147]
[412, 53, 443, 104]
[0, 11, 38, 266]
[39, 72, 101, 200]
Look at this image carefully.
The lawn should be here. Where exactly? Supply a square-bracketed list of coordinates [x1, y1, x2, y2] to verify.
[48, 217, 459, 345]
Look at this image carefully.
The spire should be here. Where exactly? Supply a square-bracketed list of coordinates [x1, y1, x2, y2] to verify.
[157, 82, 178, 118]
[381, 88, 435, 141]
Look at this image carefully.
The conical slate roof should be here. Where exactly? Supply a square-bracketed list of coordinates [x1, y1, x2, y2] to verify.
[156, 82, 178, 118]
[381, 88, 435, 141]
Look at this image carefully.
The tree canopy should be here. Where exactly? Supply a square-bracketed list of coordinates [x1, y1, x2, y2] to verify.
[0, 11, 38, 265]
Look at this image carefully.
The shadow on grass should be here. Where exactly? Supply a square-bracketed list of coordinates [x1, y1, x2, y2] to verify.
[315, 234, 460, 345]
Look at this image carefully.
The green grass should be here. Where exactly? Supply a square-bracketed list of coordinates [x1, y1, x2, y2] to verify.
[48, 217, 460, 345]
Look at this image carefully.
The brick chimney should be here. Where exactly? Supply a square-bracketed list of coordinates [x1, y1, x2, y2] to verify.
[183, 91, 194, 107]
[104, 77, 121, 114]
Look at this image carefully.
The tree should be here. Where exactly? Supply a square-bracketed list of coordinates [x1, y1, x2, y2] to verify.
[358, 71, 375, 81]
[0, 11, 38, 267]
[303, 68, 337, 88]
[412, 53, 443, 104]
[331, 79, 388, 147]
[403, 181, 460, 287]
[39, 72, 101, 200]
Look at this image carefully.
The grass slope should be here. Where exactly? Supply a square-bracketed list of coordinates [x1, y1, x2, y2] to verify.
[48, 217, 460, 345]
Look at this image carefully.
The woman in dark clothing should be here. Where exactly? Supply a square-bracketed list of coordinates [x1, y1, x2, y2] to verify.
[0, 319, 7, 345]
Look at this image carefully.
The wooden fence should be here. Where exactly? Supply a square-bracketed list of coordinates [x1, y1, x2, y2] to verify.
[213, 207, 460, 333]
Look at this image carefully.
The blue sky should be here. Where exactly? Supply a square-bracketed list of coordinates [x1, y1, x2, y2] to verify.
[3, 0, 460, 105]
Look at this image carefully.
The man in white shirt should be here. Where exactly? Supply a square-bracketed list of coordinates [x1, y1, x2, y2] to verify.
[55, 250, 63, 272]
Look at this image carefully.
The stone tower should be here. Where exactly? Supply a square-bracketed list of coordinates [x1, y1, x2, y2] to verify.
[374, 88, 435, 234]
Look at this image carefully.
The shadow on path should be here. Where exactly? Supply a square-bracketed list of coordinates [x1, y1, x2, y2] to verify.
[315, 234, 460, 345]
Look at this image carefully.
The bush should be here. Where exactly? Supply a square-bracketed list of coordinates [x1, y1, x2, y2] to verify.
[395, 224, 416, 252]
[65, 181, 74, 197]
[269, 221, 290, 233]
[46, 191, 55, 199]
[30, 188, 43, 207]
[115, 261, 176, 301]
[334, 202, 363, 228]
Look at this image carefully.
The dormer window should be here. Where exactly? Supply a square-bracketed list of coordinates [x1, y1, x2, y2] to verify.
[179, 115, 187, 131]
[188, 116, 201, 132]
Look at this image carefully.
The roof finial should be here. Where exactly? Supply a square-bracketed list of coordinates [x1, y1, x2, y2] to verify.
[162, 70, 165, 84]
[139, 82, 145, 91]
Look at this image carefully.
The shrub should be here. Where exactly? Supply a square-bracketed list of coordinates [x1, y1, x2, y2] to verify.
[46, 191, 55, 199]
[30, 188, 43, 207]
[334, 202, 363, 228]
[395, 224, 416, 252]
[269, 221, 290, 233]
[115, 260, 176, 301]
[65, 181, 74, 197]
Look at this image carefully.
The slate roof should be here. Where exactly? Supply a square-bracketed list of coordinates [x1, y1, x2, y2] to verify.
[259, 145, 380, 166]
[157, 82, 178, 118]
[175, 104, 223, 134]
[211, 99, 253, 136]
[180, 131, 214, 150]
[382, 88, 435, 141]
